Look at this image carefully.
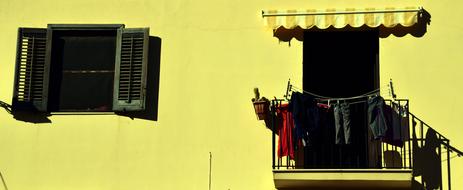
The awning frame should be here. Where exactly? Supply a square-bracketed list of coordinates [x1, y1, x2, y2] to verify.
[262, 7, 423, 17]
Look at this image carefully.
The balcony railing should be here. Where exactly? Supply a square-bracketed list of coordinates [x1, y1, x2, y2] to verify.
[270, 98, 462, 190]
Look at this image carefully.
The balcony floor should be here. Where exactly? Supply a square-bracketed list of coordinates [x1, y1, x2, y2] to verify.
[273, 169, 412, 190]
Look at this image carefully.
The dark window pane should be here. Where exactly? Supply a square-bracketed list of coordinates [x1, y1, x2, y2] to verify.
[48, 30, 117, 111]
[58, 73, 114, 111]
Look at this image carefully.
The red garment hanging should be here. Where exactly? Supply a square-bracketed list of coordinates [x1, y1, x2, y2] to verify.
[277, 103, 295, 159]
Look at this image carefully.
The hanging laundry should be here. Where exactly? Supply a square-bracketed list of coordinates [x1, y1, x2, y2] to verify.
[288, 91, 320, 147]
[334, 102, 352, 145]
[276, 103, 295, 159]
[395, 103, 410, 141]
[383, 105, 403, 146]
[368, 96, 410, 146]
[382, 104, 410, 147]
[367, 96, 388, 139]
[317, 103, 330, 109]
[401, 114, 410, 142]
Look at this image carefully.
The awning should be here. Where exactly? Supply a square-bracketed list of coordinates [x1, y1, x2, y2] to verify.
[263, 7, 423, 30]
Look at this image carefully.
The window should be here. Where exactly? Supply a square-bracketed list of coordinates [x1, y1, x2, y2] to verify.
[12, 24, 149, 112]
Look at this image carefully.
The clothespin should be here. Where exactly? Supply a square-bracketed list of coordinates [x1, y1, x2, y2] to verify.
[327, 99, 331, 107]
[285, 79, 291, 99]
[390, 79, 397, 100]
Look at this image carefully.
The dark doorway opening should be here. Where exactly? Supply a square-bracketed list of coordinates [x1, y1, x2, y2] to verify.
[301, 30, 379, 168]
[303, 30, 379, 97]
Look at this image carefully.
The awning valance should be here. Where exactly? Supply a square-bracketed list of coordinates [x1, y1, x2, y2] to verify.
[263, 7, 422, 30]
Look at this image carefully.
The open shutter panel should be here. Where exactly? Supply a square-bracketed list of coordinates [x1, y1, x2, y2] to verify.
[12, 28, 50, 111]
[113, 28, 149, 111]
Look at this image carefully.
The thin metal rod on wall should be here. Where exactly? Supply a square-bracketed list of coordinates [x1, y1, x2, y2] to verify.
[209, 152, 212, 190]
[446, 140, 452, 190]
[272, 100, 276, 169]
[262, 7, 423, 17]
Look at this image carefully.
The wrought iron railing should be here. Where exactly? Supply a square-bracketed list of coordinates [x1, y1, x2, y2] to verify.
[270, 98, 462, 190]
[408, 112, 462, 190]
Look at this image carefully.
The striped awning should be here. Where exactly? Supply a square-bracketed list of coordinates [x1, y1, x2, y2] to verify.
[263, 7, 422, 30]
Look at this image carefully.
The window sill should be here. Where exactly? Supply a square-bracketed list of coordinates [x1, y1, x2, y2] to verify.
[50, 112, 115, 115]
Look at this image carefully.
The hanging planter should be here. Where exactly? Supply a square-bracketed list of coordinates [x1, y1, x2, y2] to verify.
[253, 100, 270, 120]
[251, 87, 270, 120]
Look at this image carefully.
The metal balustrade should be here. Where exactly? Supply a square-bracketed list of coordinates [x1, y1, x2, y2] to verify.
[270, 98, 462, 190]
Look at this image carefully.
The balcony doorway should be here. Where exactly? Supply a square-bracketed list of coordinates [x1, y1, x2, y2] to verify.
[301, 30, 379, 168]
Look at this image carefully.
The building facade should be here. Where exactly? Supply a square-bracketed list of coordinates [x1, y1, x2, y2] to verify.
[0, 0, 462, 189]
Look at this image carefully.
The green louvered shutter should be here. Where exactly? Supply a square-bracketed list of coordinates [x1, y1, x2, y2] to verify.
[12, 28, 50, 112]
[113, 28, 149, 111]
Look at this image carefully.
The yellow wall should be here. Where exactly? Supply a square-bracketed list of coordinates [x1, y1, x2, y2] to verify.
[0, 0, 461, 189]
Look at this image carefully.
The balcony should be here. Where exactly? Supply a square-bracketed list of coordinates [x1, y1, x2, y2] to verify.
[273, 169, 411, 189]
[267, 98, 462, 190]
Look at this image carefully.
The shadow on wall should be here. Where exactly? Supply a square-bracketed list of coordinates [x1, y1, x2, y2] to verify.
[1, 100, 51, 123]
[116, 36, 162, 121]
[13, 111, 52, 123]
[1, 36, 162, 123]
[273, 9, 431, 42]
[0, 171, 8, 190]
[412, 127, 442, 190]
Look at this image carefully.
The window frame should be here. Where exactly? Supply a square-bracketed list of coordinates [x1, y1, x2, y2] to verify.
[12, 24, 149, 113]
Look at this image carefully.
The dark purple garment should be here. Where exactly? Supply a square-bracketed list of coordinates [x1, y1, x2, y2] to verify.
[383, 105, 404, 147]
[288, 92, 320, 147]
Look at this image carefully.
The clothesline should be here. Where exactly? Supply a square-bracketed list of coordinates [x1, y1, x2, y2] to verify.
[290, 85, 380, 101]
[285, 80, 381, 102]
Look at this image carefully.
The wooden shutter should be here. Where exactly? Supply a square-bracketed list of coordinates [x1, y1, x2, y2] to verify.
[113, 28, 149, 111]
[12, 28, 50, 111]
